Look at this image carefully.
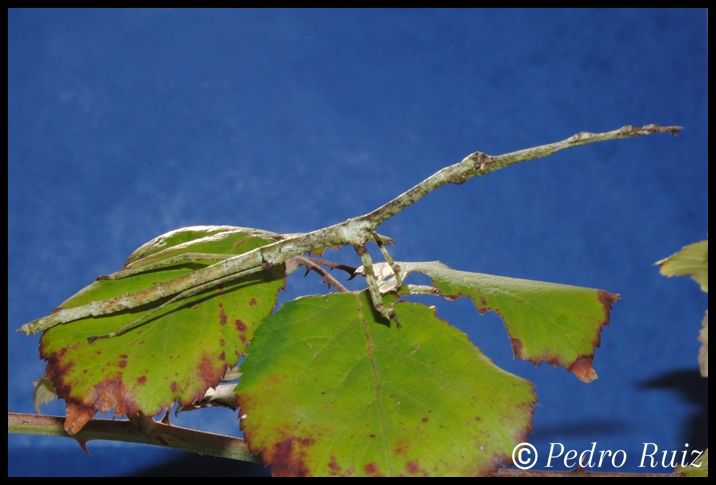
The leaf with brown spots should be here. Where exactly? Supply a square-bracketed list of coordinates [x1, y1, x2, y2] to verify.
[36, 226, 286, 434]
[236, 291, 536, 476]
[366, 261, 618, 383]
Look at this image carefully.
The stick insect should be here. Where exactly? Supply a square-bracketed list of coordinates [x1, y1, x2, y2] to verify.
[17, 125, 681, 341]
[18, 221, 398, 340]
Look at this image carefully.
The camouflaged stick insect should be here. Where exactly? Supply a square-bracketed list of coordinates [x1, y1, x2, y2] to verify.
[88, 253, 357, 343]
[17, 124, 681, 340]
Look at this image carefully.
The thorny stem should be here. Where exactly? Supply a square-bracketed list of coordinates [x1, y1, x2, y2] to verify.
[18, 124, 680, 336]
[293, 255, 350, 292]
[7, 413, 681, 476]
[300, 256, 358, 278]
[8, 412, 260, 464]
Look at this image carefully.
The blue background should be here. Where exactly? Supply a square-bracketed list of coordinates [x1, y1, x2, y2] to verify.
[8, 9, 707, 476]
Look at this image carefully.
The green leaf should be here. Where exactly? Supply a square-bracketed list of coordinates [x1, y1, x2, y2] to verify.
[38, 226, 286, 434]
[120, 225, 285, 270]
[367, 261, 618, 382]
[656, 239, 708, 293]
[236, 291, 536, 477]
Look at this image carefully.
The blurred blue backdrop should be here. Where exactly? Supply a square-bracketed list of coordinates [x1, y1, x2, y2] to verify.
[8, 9, 707, 476]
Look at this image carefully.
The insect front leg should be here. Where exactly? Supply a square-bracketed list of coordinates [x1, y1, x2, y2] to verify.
[97, 253, 234, 280]
[87, 265, 268, 343]
[370, 230, 403, 288]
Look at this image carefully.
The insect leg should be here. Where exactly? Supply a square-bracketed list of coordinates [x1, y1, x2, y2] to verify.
[370, 230, 403, 287]
[354, 244, 401, 329]
[98, 253, 234, 280]
[87, 265, 269, 343]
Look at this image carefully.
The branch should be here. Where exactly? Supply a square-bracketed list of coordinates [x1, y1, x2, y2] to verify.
[8, 412, 261, 464]
[18, 124, 681, 335]
[7, 412, 678, 476]
[288, 255, 352, 292]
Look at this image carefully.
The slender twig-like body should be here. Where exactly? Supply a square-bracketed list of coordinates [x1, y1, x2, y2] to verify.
[17, 124, 680, 336]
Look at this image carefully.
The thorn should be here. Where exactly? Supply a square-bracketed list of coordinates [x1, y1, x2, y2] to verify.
[75, 439, 92, 456]
[160, 410, 171, 425]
